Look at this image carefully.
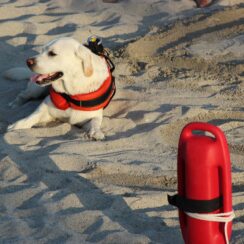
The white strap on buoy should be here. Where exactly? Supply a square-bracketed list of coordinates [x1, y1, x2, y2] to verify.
[185, 211, 235, 244]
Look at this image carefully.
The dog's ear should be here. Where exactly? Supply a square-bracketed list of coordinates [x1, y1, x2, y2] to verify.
[75, 45, 93, 77]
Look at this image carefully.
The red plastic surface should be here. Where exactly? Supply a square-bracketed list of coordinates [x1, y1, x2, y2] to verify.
[178, 122, 232, 244]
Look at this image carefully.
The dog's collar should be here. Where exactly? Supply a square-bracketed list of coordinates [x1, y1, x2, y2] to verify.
[49, 72, 116, 111]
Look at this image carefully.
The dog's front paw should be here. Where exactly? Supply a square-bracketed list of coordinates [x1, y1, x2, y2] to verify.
[89, 129, 105, 141]
[7, 120, 29, 131]
[7, 123, 17, 131]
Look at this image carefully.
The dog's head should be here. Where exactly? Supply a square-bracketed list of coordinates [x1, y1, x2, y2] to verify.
[27, 37, 94, 86]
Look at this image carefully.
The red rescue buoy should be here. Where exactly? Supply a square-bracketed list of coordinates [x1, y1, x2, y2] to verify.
[194, 0, 213, 7]
[168, 122, 234, 244]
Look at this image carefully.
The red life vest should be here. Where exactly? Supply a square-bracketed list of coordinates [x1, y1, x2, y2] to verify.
[49, 72, 115, 111]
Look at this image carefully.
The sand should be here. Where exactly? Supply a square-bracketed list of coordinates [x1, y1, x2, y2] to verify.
[0, 0, 243, 243]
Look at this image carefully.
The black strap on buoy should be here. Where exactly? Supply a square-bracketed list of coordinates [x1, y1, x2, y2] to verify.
[168, 194, 223, 213]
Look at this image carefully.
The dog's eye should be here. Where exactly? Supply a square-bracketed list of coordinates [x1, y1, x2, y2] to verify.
[48, 51, 57, 57]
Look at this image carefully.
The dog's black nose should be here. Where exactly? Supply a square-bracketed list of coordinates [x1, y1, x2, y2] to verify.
[26, 58, 36, 68]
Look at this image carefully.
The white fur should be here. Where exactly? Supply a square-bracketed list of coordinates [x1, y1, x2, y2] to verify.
[8, 37, 110, 140]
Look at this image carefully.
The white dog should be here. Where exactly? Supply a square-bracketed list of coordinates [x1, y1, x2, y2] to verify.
[7, 37, 115, 140]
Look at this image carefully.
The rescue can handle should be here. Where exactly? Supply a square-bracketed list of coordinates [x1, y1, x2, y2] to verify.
[179, 122, 232, 214]
[179, 122, 224, 142]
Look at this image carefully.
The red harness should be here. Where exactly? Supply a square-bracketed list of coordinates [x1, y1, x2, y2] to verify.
[49, 72, 116, 111]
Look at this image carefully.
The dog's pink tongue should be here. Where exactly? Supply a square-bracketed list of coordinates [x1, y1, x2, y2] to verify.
[31, 74, 39, 83]
[31, 74, 51, 83]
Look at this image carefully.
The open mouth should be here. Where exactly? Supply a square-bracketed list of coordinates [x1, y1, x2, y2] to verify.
[31, 72, 63, 85]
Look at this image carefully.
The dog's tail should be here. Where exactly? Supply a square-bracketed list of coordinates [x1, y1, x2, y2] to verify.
[2, 67, 33, 81]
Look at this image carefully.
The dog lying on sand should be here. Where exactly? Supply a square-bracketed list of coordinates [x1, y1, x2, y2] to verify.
[7, 37, 115, 140]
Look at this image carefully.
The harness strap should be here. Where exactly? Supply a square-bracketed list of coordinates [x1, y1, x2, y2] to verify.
[50, 75, 115, 111]
[58, 76, 115, 109]
[168, 194, 223, 213]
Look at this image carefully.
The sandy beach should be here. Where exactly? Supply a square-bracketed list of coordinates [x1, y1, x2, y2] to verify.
[0, 0, 243, 243]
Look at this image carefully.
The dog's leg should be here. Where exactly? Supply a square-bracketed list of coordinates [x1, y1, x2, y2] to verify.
[83, 116, 105, 140]
[8, 102, 54, 131]
[9, 81, 48, 108]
